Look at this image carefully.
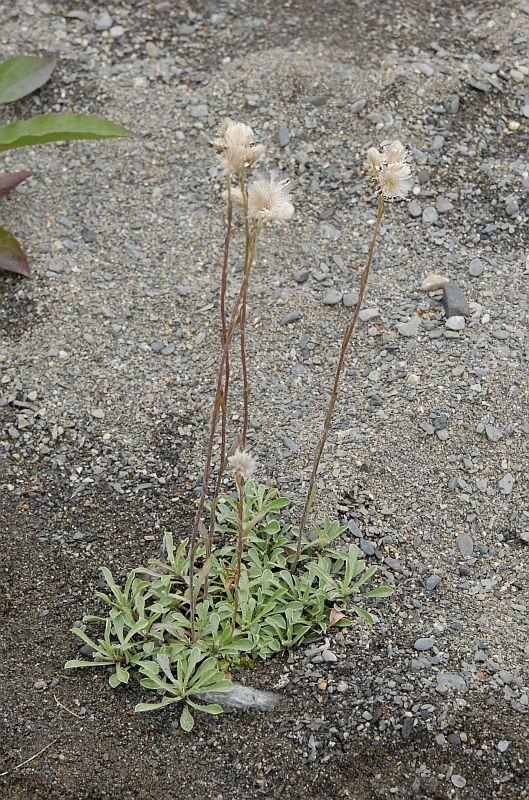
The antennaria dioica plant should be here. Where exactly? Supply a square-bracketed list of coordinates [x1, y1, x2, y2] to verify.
[66, 124, 411, 730]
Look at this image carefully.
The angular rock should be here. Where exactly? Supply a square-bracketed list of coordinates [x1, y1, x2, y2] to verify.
[443, 283, 470, 317]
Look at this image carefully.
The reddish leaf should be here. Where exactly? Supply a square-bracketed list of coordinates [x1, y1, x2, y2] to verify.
[0, 170, 33, 198]
[0, 227, 31, 277]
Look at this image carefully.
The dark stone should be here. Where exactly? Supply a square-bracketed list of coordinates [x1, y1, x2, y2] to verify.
[443, 283, 470, 317]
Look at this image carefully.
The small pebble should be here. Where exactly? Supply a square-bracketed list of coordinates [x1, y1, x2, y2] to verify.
[323, 289, 343, 305]
[421, 273, 449, 292]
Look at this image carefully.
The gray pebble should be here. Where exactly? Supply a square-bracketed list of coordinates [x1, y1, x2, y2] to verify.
[426, 575, 442, 591]
[278, 123, 290, 148]
[505, 197, 519, 217]
[437, 673, 467, 693]
[321, 649, 338, 663]
[469, 258, 484, 277]
[436, 196, 453, 214]
[189, 104, 208, 118]
[445, 315, 465, 331]
[451, 775, 466, 788]
[422, 206, 439, 225]
[414, 637, 435, 652]
[280, 311, 301, 325]
[485, 424, 503, 443]
[95, 11, 113, 30]
[359, 539, 376, 556]
[498, 740, 510, 752]
[397, 316, 421, 337]
[413, 62, 434, 77]
[443, 283, 470, 317]
[456, 532, 474, 556]
[342, 291, 359, 308]
[499, 473, 514, 495]
[408, 200, 422, 218]
[176, 284, 189, 297]
[293, 269, 309, 283]
[401, 716, 414, 739]
[282, 436, 299, 453]
[359, 307, 379, 322]
[350, 99, 366, 114]
[322, 289, 343, 305]
[421, 273, 449, 292]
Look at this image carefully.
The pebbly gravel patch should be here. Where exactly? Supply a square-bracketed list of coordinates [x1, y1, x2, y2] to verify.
[1, 1, 528, 799]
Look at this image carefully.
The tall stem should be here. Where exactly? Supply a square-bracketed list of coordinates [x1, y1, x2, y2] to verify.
[292, 194, 385, 570]
[188, 183, 259, 640]
[231, 475, 246, 634]
[239, 205, 258, 448]
[204, 178, 233, 595]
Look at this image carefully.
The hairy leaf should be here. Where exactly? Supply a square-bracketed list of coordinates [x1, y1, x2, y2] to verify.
[0, 170, 33, 197]
[0, 113, 132, 152]
[0, 56, 56, 104]
[0, 227, 31, 276]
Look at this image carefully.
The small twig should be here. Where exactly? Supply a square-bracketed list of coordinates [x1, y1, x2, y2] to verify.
[0, 736, 60, 777]
[53, 693, 83, 720]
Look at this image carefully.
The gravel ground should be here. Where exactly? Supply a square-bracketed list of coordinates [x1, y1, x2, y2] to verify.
[1, 0, 528, 798]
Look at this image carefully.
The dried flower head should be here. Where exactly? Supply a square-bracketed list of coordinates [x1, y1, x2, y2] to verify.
[231, 173, 294, 224]
[366, 147, 384, 168]
[213, 118, 265, 175]
[228, 448, 256, 481]
[378, 162, 412, 199]
[367, 139, 412, 199]
[383, 140, 407, 164]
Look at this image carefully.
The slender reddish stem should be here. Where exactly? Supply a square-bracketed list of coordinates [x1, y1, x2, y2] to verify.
[292, 194, 385, 571]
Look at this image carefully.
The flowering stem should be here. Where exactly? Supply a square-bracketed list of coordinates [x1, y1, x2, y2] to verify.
[188, 183, 258, 640]
[231, 475, 246, 635]
[239, 202, 258, 447]
[204, 178, 233, 598]
[292, 194, 385, 571]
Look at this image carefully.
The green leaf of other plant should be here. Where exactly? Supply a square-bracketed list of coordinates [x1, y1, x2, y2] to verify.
[0, 56, 56, 104]
[0, 113, 133, 153]
[0, 227, 31, 277]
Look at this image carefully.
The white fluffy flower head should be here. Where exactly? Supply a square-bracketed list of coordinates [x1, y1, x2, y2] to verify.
[228, 448, 257, 481]
[213, 118, 265, 175]
[366, 139, 412, 200]
[231, 173, 294, 224]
